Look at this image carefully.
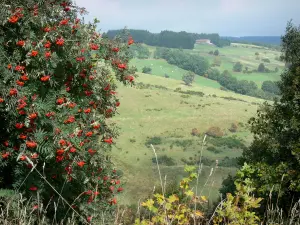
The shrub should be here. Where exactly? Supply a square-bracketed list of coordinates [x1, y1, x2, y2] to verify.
[142, 66, 152, 74]
[0, 1, 136, 222]
[145, 136, 162, 146]
[152, 155, 176, 166]
[207, 146, 222, 154]
[206, 127, 224, 137]
[262, 58, 271, 63]
[229, 123, 238, 132]
[191, 128, 200, 136]
[233, 62, 243, 72]
[214, 49, 219, 56]
[209, 137, 246, 149]
[257, 63, 266, 72]
[164, 73, 169, 78]
[182, 72, 195, 86]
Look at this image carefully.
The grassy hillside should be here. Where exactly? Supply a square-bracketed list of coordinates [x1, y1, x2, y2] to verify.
[111, 73, 266, 205]
[132, 43, 284, 88]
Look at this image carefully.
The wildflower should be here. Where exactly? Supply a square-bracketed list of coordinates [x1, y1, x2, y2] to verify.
[104, 137, 113, 144]
[56, 37, 64, 46]
[77, 161, 85, 167]
[7, 64, 12, 69]
[56, 155, 64, 162]
[31, 153, 38, 159]
[84, 108, 91, 114]
[29, 186, 38, 191]
[109, 186, 115, 192]
[44, 41, 51, 48]
[70, 147, 76, 153]
[68, 102, 76, 108]
[90, 43, 99, 50]
[17, 40, 25, 46]
[29, 113, 38, 120]
[8, 15, 19, 23]
[59, 139, 66, 146]
[128, 37, 134, 45]
[125, 75, 134, 82]
[88, 149, 96, 155]
[0, 98, 4, 103]
[84, 90, 93, 96]
[45, 52, 51, 59]
[16, 80, 24, 86]
[104, 84, 110, 91]
[112, 47, 119, 52]
[15, 123, 24, 129]
[56, 149, 64, 155]
[20, 74, 29, 81]
[26, 141, 37, 148]
[56, 98, 65, 105]
[9, 88, 18, 96]
[15, 65, 25, 71]
[64, 115, 75, 124]
[110, 198, 117, 205]
[46, 112, 55, 118]
[118, 63, 127, 69]
[43, 27, 51, 32]
[20, 155, 26, 161]
[30, 50, 38, 57]
[115, 180, 120, 184]
[2, 152, 10, 159]
[93, 123, 100, 129]
[19, 110, 26, 115]
[59, 19, 69, 25]
[41, 75, 50, 82]
[116, 101, 120, 107]
[76, 56, 85, 62]
[117, 187, 123, 192]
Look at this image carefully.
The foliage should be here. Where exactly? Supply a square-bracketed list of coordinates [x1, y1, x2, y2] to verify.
[257, 63, 266, 72]
[233, 62, 243, 72]
[0, 0, 136, 222]
[206, 146, 222, 154]
[154, 47, 209, 76]
[142, 66, 152, 74]
[206, 69, 275, 100]
[213, 50, 219, 56]
[261, 80, 280, 95]
[145, 136, 163, 147]
[234, 21, 300, 216]
[206, 127, 224, 137]
[152, 155, 176, 166]
[129, 44, 151, 59]
[213, 163, 262, 225]
[135, 166, 205, 225]
[191, 128, 200, 136]
[182, 72, 195, 86]
[106, 29, 231, 49]
[261, 58, 271, 63]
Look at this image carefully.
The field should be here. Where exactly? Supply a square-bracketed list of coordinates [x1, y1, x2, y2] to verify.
[111, 72, 267, 205]
[132, 43, 284, 88]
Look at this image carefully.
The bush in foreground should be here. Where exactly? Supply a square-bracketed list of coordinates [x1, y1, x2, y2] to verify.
[0, 0, 135, 223]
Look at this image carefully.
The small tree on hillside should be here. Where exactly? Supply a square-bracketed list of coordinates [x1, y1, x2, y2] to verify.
[214, 49, 219, 56]
[142, 66, 152, 74]
[182, 72, 195, 86]
[233, 62, 243, 72]
[257, 63, 266, 72]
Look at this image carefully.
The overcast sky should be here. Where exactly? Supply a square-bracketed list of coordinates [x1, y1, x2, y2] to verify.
[74, 0, 300, 36]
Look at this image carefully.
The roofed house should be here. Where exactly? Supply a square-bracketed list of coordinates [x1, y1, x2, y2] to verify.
[195, 39, 212, 45]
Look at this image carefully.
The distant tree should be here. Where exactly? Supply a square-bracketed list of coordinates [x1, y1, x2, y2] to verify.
[262, 58, 271, 63]
[142, 66, 152, 74]
[206, 126, 224, 137]
[164, 73, 170, 78]
[233, 62, 243, 72]
[257, 63, 266, 72]
[261, 80, 280, 95]
[182, 72, 195, 86]
[209, 50, 214, 55]
[213, 49, 219, 56]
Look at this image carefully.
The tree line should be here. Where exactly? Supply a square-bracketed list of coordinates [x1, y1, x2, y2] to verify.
[104, 29, 231, 49]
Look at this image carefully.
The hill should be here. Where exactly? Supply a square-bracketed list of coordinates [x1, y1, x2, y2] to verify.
[111, 72, 267, 205]
[223, 36, 281, 45]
